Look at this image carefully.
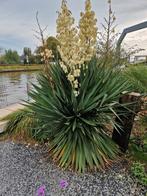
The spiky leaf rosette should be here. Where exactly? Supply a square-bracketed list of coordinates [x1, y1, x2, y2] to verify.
[26, 59, 131, 172]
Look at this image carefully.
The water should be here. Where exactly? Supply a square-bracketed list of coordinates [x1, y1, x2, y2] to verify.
[0, 71, 38, 109]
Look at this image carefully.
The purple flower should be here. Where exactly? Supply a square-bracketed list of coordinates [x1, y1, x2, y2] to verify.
[37, 185, 45, 196]
[59, 179, 68, 189]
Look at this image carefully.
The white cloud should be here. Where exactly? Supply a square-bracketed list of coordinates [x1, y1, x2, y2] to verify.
[0, 0, 147, 54]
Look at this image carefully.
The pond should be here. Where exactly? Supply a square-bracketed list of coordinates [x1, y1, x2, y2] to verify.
[0, 71, 38, 109]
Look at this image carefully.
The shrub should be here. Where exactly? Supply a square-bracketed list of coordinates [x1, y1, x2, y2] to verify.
[124, 65, 147, 93]
[1, 59, 131, 172]
[129, 131, 147, 163]
[0, 108, 48, 142]
[131, 162, 147, 186]
[28, 59, 131, 171]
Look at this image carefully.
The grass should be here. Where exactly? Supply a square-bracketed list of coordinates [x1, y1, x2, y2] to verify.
[124, 64, 147, 93]
[0, 64, 43, 72]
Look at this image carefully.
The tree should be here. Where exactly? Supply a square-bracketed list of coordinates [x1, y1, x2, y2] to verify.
[46, 36, 60, 60]
[0, 47, 4, 56]
[0, 49, 20, 64]
[78, 0, 98, 63]
[35, 36, 60, 62]
[34, 12, 53, 67]
[97, 0, 118, 66]
[34, 47, 43, 64]
[23, 47, 32, 64]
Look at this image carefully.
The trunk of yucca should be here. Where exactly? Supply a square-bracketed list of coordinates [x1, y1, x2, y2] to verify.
[112, 92, 141, 152]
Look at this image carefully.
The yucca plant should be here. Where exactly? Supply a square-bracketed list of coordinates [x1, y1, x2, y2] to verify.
[1, 59, 131, 172]
[23, 59, 130, 172]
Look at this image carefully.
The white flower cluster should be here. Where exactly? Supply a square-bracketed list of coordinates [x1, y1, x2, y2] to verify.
[56, 0, 97, 96]
[56, 1, 80, 67]
[40, 48, 53, 64]
[60, 61, 68, 73]
[78, 0, 98, 63]
[67, 66, 81, 91]
[60, 61, 81, 93]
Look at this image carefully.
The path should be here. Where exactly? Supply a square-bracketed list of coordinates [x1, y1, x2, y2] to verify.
[0, 103, 24, 133]
[0, 141, 146, 196]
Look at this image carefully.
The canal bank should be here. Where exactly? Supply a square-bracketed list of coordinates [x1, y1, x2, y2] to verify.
[0, 69, 38, 132]
[0, 64, 42, 73]
[0, 68, 41, 73]
[0, 71, 37, 108]
[0, 103, 24, 133]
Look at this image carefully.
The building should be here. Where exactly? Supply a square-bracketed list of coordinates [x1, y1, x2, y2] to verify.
[134, 55, 147, 63]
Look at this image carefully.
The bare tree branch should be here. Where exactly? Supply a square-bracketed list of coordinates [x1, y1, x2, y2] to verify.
[35, 11, 46, 47]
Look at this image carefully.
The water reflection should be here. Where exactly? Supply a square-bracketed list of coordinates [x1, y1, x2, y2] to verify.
[0, 71, 38, 108]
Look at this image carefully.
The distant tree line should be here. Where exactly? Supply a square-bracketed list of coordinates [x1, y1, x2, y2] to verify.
[0, 49, 20, 64]
[0, 36, 59, 65]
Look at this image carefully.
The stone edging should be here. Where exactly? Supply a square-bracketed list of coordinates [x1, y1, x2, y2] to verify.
[0, 103, 24, 133]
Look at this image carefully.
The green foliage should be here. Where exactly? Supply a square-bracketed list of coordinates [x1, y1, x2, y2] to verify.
[23, 47, 35, 64]
[140, 115, 147, 128]
[0, 108, 46, 142]
[0, 55, 7, 64]
[0, 64, 42, 72]
[1, 59, 131, 172]
[0, 49, 20, 64]
[27, 59, 130, 172]
[35, 36, 60, 63]
[129, 131, 147, 163]
[0, 109, 33, 137]
[46, 36, 60, 60]
[124, 65, 147, 93]
[131, 162, 147, 186]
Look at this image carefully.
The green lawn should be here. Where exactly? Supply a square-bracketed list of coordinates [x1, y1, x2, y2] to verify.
[0, 64, 43, 72]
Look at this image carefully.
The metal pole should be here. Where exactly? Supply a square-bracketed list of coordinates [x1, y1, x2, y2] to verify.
[116, 21, 147, 62]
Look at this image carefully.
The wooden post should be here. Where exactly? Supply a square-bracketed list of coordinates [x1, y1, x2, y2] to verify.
[112, 92, 141, 152]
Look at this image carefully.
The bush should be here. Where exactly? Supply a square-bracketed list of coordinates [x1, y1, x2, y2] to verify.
[129, 130, 147, 163]
[131, 162, 147, 186]
[124, 65, 147, 93]
[0, 108, 48, 142]
[1, 60, 131, 172]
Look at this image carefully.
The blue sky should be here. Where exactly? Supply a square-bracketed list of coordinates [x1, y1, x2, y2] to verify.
[0, 0, 147, 55]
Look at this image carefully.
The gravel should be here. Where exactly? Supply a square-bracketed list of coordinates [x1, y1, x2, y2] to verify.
[0, 141, 146, 196]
